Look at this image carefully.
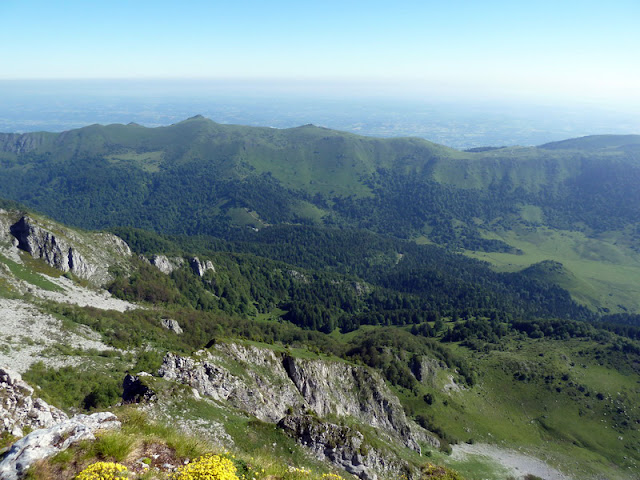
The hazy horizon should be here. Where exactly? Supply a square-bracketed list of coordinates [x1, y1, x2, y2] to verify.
[2, 1, 639, 107]
[1, 78, 638, 149]
[1, 1, 638, 147]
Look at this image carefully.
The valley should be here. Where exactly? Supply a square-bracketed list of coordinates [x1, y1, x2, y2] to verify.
[0, 120, 639, 480]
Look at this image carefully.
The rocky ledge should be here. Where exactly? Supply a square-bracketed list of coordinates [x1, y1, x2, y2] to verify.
[158, 343, 439, 479]
[0, 412, 120, 480]
[3, 213, 131, 286]
[0, 367, 67, 438]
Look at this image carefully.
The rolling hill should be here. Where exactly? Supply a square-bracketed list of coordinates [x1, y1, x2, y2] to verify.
[0, 117, 638, 314]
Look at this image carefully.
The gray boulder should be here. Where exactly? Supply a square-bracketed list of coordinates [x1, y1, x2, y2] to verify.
[0, 412, 120, 480]
[161, 318, 183, 334]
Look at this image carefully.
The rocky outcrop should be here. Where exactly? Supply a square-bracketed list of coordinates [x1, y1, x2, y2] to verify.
[0, 367, 68, 438]
[161, 318, 183, 334]
[0, 412, 120, 480]
[190, 257, 215, 277]
[411, 356, 446, 385]
[122, 373, 157, 404]
[278, 414, 371, 480]
[159, 347, 301, 422]
[158, 344, 438, 468]
[278, 414, 414, 480]
[7, 214, 131, 286]
[10, 216, 90, 276]
[150, 255, 184, 275]
[282, 355, 427, 452]
[0, 133, 49, 155]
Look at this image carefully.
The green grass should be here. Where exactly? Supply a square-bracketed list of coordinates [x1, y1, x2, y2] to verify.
[439, 452, 513, 480]
[227, 207, 268, 228]
[465, 226, 640, 313]
[89, 431, 135, 462]
[431, 339, 639, 479]
[0, 253, 63, 292]
[106, 150, 164, 173]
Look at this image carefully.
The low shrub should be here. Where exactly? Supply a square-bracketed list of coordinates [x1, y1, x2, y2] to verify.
[420, 462, 464, 480]
[172, 453, 238, 480]
[75, 461, 128, 480]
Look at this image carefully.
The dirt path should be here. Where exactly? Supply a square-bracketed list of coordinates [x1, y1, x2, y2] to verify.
[451, 443, 574, 480]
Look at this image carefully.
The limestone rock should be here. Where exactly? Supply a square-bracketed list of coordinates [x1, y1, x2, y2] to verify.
[150, 255, 184, 275]
[10, 216, 89, 276]
[278, 414, 371, 480]
[278, 414, 415, 480]
[158, 343, 438, 465]
[0, 367, 68, 438]
[161, 318, 183, 334]
[159, 347, 301, 423]
[281, 354, 431, 452]
[190, 257, 215, 277]
[411, 356, 446, 385]
[0, 412, 120, 480]
[6, 214, 131, 286]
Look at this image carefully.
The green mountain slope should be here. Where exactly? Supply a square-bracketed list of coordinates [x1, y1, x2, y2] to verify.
[1, 207, 640, 479]
[0, 118, 639, 313]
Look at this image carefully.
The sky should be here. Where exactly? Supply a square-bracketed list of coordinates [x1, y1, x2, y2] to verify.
[1, 0, 640, 107]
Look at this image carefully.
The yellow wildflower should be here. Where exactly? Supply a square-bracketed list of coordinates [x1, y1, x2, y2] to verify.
[173, 453, 239, 480]
[75, 461, 128, 480]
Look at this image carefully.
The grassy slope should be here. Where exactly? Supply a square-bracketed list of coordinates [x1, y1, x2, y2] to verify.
[392, 334, 640, 479]
[1, 119, 638, 316]
[465, 227, 640, 313]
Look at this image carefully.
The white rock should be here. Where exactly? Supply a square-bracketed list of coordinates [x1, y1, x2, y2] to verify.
[0, 412, 120, 480]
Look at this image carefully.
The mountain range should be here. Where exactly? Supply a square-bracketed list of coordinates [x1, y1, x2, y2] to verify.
[0, 116, 638, 315]
[1, 118, 640, 479]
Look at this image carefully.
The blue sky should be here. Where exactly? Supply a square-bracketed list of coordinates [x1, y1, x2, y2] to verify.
[1, 0, 639, 105]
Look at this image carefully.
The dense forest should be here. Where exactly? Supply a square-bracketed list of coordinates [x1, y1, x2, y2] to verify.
[0, 118, 638, 251]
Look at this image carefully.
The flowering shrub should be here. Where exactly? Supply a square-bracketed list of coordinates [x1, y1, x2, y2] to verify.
[420, 463, 463, 480]
[75, 461, 128, 480]
[173, 453, 239, 480]
[321, 474, 345, 480]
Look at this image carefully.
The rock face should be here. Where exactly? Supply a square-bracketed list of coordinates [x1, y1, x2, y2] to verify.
[411, 356, 446, 385]
[150, 255, 184, 275]
[0, 133, 49, 155]
[282, 355, 425, 452]
[278, 415, 371, 479]
[10, 216, 92, 278]
[159, 344, 438, 479]
[159, 346, 301, 423]
[122, 374, 157, 404]
[0, 412, 121, 480]
[0, 367, 68, 438]
[6, 214, 131, 286]
[161, 318, 184, 334]
[190, 257, 215, 277]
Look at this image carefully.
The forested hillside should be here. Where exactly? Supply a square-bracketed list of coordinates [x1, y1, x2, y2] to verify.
[1, 119, 640, 478]
[1, 118, 638, 314]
